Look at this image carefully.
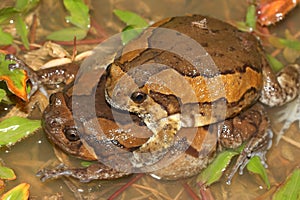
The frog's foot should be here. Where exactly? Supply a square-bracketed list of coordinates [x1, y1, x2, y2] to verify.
[226, 128, 273, 184]
[131, 114, 182, 167]
[218, 103, 273, 184]
[5, 54, 47, 98]
[37, 163, 130, 183]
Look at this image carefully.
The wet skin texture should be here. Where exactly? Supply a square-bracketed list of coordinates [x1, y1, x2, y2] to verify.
[8, 15, 298, 182]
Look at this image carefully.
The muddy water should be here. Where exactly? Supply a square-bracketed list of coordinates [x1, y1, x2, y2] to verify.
[1, 0, 300, 199]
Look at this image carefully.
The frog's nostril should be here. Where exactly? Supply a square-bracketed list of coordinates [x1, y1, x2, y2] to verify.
[63, 127, 80, 141]
[49, 119, 60, 128]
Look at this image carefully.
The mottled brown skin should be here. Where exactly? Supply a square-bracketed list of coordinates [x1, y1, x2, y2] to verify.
[105, 15, 299, 167]
[7, 15, 298, 182]
[40, 71, 271, 181]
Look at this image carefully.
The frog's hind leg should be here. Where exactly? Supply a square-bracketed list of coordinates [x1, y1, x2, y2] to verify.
[260, 63, 300, 107]
[37, 163, 130, 182]
[219, 104, 273, 184]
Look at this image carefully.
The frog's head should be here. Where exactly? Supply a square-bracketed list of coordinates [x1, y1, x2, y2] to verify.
[42, 92, 97, 161]
[104, 61, 187, 129]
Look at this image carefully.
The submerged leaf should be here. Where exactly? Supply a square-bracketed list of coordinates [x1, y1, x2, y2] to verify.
[266, 54, 284, 72]
[0, 54, 28, 101]
[269, 36, 300, 51]
[197, 150, 239, 186]
[0, 183, 30, 200]
[0, 116, 41, 147]
[273, 168, 300, 200]
[47, 27, 87, 41]
[283, 47, 300, 63]
[246, 156, 270, 189]
[0, 166, 16, 180]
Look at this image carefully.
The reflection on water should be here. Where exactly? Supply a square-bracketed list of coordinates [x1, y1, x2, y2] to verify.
[0, 0, 300, 199]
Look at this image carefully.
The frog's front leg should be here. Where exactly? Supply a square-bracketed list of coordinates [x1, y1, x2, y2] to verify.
[5, 54, 44, 98]
[5, 54, 79, 99]
[37, 163, 130, 182]
[260, 63, 300, 106]
[218, 104, 273, 183]
[131, 113, 181, 167]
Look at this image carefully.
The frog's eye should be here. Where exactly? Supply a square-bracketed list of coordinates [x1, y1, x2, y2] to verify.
[131, 92, 147, 104]
[64, 127, 80, 141]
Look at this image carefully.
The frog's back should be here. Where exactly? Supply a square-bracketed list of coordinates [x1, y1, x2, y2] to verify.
[110, 15, 264, 124]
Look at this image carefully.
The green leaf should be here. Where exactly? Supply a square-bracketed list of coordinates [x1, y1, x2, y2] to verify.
[15, 14, 29, 49]
[1, 183, 30, 200]
[121, 25, 144, 45]
[81, 161, 93, 167]
[15, 0, 29, 11]
[197, 150, 239, 186]
[0, 116, 41, 147]
[114, 10, 148, 44]
[14, 0, 39, 13]
[63, 0, 90, 29]
[266, 54, 284, 72]
[246, 156, 270, 189]
[235, 21, 251, 32]
[277, 38, 300, 51]
[0, 28, 13, 46]
[0, 53, 28, 101]
[0, 7, 18, 24]
[273, 168, 300, 200]
[245, 4, 256, 30]
[0, 166, 16, 180]
[47, 27, 87, 41]
[0, 89, 6, 101]
[113, 9, 148, 28]
[269, 36, 300, 51]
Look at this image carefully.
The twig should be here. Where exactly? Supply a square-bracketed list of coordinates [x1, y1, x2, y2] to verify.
[182, 183, 201, 200]
[280, 135, 300, 149]
[71, 37, 77, 61]
[29, 14, 38, 44]
[174, 187, 185, 200]
[132, 184, 173, 200]
[54, 38, 106, 46]
[107, 174, 144, 200]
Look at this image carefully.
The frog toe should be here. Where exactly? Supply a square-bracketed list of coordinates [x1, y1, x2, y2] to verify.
[226, 128, 272, 184]
[36, 164, 70, 182]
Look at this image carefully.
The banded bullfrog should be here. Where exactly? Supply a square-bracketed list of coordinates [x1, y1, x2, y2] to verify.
[8, 15, 299, 183]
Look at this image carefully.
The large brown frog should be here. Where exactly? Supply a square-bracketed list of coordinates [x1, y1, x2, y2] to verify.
[104, 15, 299, 174]
[8, 15, 299, 182]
